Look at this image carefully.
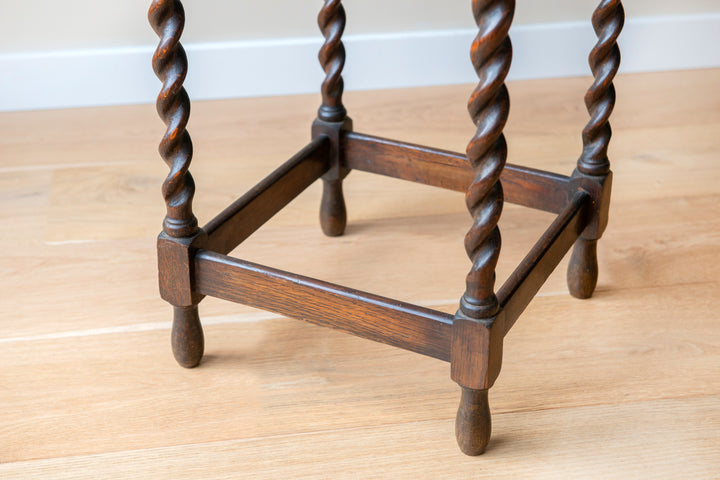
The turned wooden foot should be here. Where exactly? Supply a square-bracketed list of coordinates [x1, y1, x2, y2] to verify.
[455, 387, 492, 456]
[320, 178, 347, 236]
[172, 305, 204, 368]
[567, 238, 599, 299]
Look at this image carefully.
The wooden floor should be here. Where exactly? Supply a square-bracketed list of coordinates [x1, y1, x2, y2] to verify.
[1, 69, 718, 478]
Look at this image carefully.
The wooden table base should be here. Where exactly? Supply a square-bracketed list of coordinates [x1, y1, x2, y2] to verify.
[149, 0, 624, 456]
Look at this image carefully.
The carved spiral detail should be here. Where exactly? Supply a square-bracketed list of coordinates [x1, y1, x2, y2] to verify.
[149, 0, 198, 238]
[459, 0, 514, 320]
[578, 0, 625, 176]
[318, 0, 347, 122]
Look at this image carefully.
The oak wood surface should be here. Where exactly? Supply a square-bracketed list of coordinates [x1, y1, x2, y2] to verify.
[0, 69, 719, 477]
[195, 250, 454, 361]
[342, 131, 570, 213]
[2, 396, 717, 480]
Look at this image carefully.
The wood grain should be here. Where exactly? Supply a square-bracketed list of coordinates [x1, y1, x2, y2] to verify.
[342, 132, 570, 213]
[4, 396, 716, 480]
[1, 283, 718, 463]
[194, 250, 453, 361]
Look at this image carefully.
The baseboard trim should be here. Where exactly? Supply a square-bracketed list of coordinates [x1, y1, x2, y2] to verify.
[1, 13, 718, 112]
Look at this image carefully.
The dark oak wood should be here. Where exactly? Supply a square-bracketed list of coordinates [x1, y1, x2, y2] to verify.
[172, 305, 204, 368]
[313, 118, 352, 237]
[566, 0, 624, 299]
[455, 388, 491, 456]
[319, 176, 347, 236]
[151, 0, 623, 456]
[499, 192, 592, 332]
[317, 0, 347, 123]
[451, 0, 515, 457]
[149, 0, 198, 239]
[456, 0, 514, 323]
[577, 0, 624, 177]
[203, 137, 330, 255]
[343, 132, 570, 214]
[157, 232, 206, 307]
[194, 250, 454, 361]
[150, 0, 204, 367]
[315, 1, 351, 236]
[451, 313, 504, 391]
[567, 239, 599, 299]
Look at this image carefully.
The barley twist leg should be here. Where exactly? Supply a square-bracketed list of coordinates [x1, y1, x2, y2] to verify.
[568, 0, 624, 299]
[150, 0, 204, 367]
[453, 0, 515, 456]
[315, 0, 351, 236]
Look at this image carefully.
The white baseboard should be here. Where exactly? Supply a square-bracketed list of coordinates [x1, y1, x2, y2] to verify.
[1, 13, 718, 112]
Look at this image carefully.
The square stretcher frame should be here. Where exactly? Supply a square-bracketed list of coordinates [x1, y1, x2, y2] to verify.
[149, 0, 625, 455]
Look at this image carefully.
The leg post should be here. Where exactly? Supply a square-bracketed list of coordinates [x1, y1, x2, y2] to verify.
[567, 0, 624, 299]
[451, 0, 515, 456]
[150, 0, 205, 367]
[314, 0, 351, 237]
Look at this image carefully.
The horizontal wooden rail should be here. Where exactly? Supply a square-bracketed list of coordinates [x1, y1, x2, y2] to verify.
[342, 132, 570, 214]
[498, 191, 592, 335]
[203, 136, 331, 255]
[194, 250, 454, 361]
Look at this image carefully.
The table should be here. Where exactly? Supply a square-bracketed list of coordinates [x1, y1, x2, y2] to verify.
[149, 0, 625, 456]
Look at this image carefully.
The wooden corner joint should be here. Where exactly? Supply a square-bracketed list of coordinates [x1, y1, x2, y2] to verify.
[451, 311, 505, 390]
[157, 230, 208, 307]
[569, 169, 613, 240]
[312, 118, 353, 181]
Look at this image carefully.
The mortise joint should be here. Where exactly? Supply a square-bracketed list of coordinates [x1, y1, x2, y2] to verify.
[312, 118, 353, 181]
[451, 311, 505, 390]
[158, 229, 208, 307]
[569, 170, 612, 240]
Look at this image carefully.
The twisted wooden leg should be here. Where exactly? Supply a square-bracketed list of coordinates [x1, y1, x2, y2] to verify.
[150, 0, 206, 367]
[316, 0, 351, 237]
[451, 0, 514, 456]
[567, 0, 624, 299]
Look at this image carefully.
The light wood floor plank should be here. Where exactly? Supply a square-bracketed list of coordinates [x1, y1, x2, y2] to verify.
[2, 396, 717, 480]
[2, 282, 717, 462]
[1, 68, 718, 476]
[2, 191, 717, 338]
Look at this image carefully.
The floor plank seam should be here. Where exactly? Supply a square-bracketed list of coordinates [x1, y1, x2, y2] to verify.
[0, 292, 575, 344]
[5, 394, 717, 467]
[0, 161, 136, 174]
[494, 392, 720, 417]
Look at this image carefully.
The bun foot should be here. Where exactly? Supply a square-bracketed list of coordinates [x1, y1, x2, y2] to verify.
[455, 387, 491, 456]
[172, 305, 204, 368]
[567, 238, 599, 299]
[320, 178, 347, 237]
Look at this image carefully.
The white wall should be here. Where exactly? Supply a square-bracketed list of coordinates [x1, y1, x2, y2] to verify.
[1, 1, 719, 110]
[2, 0, 719, 52]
